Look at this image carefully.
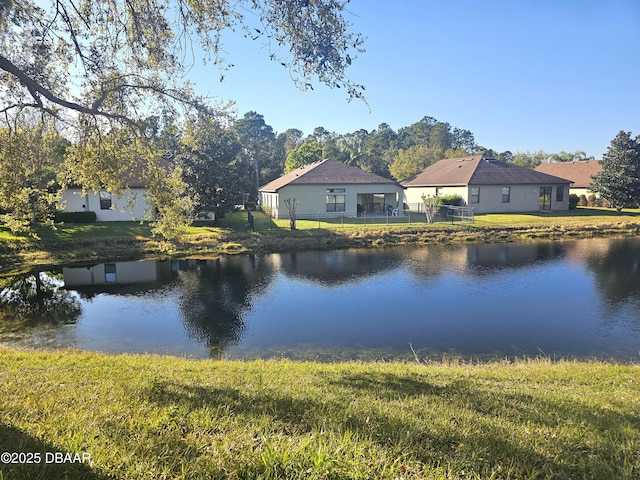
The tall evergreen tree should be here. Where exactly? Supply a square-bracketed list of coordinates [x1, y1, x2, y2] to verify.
[591, 131, 640, 212]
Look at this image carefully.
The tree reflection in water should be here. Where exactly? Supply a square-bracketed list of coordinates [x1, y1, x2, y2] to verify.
[586, 238, 640, 305]
[2, 237, 640, 360]
[0, 272, 82, 326]
[174, 256, 275, 357]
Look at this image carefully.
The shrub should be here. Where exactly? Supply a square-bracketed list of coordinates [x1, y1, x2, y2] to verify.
[568, 194, 579, 210]
[54, 211, 97, 223]
[587, 194, 597, 207]
[437, 194, 464, 206]
[578, 194, 588, 206]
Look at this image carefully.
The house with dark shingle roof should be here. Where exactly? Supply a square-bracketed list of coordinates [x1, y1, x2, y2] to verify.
[534, 160, 601, 199]
[402, 155, 572, 213]
[259, 159, 404, 219]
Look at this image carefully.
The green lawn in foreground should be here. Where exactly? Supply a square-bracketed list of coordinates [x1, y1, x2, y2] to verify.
[0, 350, 638, 480]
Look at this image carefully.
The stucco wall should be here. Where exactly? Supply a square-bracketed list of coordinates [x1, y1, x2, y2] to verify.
[61, 188, 152, 221]
[261, 184, 404, 219]
[404, 184, 569, 213]
[404, 186, 469, 209]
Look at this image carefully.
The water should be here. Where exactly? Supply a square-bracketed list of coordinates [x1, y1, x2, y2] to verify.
[1, 237, 639, 362]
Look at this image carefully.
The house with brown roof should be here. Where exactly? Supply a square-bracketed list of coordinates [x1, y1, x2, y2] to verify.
[402, 155, 571, 213]
[259, 159, 404, 219]
[534, 160, 601, 199]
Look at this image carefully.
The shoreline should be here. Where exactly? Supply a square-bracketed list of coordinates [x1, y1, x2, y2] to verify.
[2, 219, 640, 276]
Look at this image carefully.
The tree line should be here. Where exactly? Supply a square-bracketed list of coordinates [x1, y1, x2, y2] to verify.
[0, 109, 613, 238]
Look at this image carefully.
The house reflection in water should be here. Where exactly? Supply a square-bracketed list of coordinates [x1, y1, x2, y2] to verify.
[62, 259, 211, 288]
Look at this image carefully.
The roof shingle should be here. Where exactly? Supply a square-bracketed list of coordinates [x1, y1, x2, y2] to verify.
[534, 160, 601, 188]
[402, 156, 572, 187]
[259, 159, 401, 192]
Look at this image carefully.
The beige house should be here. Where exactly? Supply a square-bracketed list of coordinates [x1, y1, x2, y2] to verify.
[534, 160, 602, 199]
[402, 155, 571, 213]
[259, 159, 405, 219]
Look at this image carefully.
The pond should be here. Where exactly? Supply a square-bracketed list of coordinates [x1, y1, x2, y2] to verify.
[1, 237, 639, 362]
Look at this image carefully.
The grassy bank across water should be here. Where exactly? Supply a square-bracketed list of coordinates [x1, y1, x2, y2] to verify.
[0, 348, 639, 479]
[1, 207, 640, 276]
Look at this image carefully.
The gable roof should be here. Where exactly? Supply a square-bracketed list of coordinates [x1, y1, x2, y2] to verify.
[401, 156, 572, 187]
[534, 160, 601, 188]
[259, 159, 402, 192]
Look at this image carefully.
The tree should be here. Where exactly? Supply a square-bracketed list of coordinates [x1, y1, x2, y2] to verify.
[232, 112, 280, 197]
[177, 115, 245, 219]
[0, 0, 365, 129]
[1, 0, 364, 236]
[549, 150, 593, 162]
[591, 131, 640, 212]
[284, 198, 298, 230]
[277, 128, 304, 155]
[0, 120, 69, 232]
[284, 140, 323, 172]
[397, 116, 438, 149]
[389, 145, 443, 181]
[358, 123, 397, 177]
[510, 151, 551, 168]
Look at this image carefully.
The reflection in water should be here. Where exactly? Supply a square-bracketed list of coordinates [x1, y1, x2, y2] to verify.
[0, 272, 81, 324]
[0, 272, 83, 349]
[1, 237, 640, 361]
[174, 257, 276, 357]
[586, 238, 640, 303]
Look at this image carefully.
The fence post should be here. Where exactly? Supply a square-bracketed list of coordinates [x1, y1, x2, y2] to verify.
[247, 208, 254, 231]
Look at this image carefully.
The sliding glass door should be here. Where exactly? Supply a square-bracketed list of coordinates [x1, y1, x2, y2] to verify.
[539, 186, 552, 211]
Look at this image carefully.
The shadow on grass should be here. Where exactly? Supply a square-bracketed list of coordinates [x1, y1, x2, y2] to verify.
[521, 207, 640, 218]
[0, 424, 108, 480]
[142, 371, 640, 478]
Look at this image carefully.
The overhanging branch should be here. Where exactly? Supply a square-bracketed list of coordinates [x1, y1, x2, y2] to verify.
[0, 53, 132, 123]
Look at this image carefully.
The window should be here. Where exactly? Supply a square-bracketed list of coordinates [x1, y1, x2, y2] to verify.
[326, 189, 346, 212]
[326, 194, 346, 212]
[99, 189, 112, 210]
[470, 187, 480, 204]
[556, 186, 564, 202]
[104, 263, 117, 283]
[502, 187, 511, 203]
[436, 187, 443, 196]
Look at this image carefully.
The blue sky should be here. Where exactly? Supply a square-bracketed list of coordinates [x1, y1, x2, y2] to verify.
[190, 0, 640, 159]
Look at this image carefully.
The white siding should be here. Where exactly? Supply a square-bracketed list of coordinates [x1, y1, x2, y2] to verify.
[61, 188, 152, 221]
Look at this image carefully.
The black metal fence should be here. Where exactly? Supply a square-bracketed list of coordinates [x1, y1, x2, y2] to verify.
[247, 206, 474, 231]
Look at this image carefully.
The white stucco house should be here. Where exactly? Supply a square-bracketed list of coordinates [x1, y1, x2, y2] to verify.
[60, 185, 152, 221]
[402, 155, 572, 213]
[259, 159, 405, 219]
